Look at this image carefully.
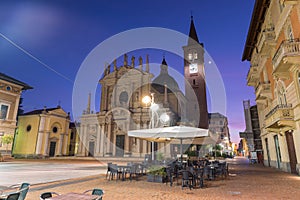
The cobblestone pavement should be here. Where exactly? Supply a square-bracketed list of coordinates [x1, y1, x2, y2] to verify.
[2, 156, 300, 199]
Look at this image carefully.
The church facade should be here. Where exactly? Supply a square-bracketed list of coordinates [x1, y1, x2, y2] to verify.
[77, 18, 208, 158]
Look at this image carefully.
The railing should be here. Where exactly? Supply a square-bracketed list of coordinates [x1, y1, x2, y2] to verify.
[257, 28, 275, 52]
[273, 38, 300, 70]
[265, 104, 292, 119]
[247, 64, 259, 81]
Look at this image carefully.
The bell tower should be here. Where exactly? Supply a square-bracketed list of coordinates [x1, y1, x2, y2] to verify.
[183, 16, 208, 129]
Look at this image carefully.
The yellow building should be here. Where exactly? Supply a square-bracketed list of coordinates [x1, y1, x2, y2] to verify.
[0, 73, 32, 154]
[243, 0, 300, 174]
[13, 106, 71, 158]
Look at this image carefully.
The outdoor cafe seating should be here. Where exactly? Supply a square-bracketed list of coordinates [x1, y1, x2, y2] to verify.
[39, 188, 104, 200]
[0, 182, 30, 200]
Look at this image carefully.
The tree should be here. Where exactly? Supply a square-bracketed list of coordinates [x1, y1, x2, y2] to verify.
[1, 134, 14, 153]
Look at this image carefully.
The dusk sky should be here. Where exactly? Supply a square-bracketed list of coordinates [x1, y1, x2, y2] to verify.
[0, 0, 256, 143]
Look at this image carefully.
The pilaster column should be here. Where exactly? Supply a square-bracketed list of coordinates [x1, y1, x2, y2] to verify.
[77, 125, 84, 155]
[106, 121, 112, 154]
[62, 133, 68, 156]
[58, 134, 64, 156]
[36, 116, 46, 155]
[43, 132, 50, 156]
[95, 124, 101, 156]
[100, 124, 105, 156]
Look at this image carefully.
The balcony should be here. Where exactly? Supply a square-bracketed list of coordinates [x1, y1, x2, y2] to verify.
[247, 65, 259, 86]
[257, 28, 276, 55]
[255, 82, 271, 105]
[272, 39, 300, 76]
[255, 81, 272, 99]
[265, 104, 295, 131]
[283, 0, 298, 4]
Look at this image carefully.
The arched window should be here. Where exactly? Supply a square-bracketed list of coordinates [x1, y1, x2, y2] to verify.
[277, 81, 287, 105]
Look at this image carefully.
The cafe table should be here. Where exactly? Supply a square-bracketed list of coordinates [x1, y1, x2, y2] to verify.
[46, 192, 100, 200]
[117, 165, 131, 181]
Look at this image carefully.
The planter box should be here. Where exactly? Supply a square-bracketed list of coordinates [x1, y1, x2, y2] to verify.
[147, 175, 165, 183]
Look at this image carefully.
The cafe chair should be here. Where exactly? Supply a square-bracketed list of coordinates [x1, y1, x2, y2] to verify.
[0, 192, 20, 200]
[83, 189, 104, 200]
[18, 183, 30, 200]
[180, 170, 194, 190]
[39, 192, 60, 200]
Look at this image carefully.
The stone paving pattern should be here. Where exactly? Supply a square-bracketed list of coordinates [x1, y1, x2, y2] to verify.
[2, 157, 300, 199]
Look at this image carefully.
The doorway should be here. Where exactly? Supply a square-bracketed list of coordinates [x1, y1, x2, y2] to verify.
[49, 141, 56, 157]
[88, 141, 95, 157]
[285, 131, 298, 174]
[116, 135, 125, 157]
[274, 135, 282, 169]
[265, 138, 271, 167]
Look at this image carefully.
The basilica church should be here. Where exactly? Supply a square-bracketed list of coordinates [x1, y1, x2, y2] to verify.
[77, 17, 209, 158]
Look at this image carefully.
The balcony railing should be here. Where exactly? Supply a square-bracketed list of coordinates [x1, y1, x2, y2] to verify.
[283, 0, 298, 4]
[265, 104, 292, 118]
[247, 65, 259, 86]
[264, 104, 294, 129]
[257, 28, 275, 54]
[273, 38, 300, 73]
[255, 81, 271, 99]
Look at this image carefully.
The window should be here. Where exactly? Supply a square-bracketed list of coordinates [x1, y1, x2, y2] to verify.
[277, 81, 287, 105]
[52, 126, 58, 133]
[194, 52, 198, 60]
[70, 132, 74, 140]
[0, 104, 9, 120]
[6, 86, 12, 91]
[287, 25, 294, 41]
[279, 0, 285, 12]
[188, 53, 193, 61]
[26, 125, 32, 132]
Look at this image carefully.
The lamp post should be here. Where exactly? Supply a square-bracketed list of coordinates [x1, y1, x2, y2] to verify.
[142, 93, 158, 161]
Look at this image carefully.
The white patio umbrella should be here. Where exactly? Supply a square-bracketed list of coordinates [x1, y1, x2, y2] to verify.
[128, 126, 209, 160]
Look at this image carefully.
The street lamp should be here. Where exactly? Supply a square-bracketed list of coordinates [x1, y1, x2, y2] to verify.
[142, 93, 157, 161]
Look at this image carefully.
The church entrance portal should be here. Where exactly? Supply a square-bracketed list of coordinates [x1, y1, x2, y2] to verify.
[116, 135, 125, 157]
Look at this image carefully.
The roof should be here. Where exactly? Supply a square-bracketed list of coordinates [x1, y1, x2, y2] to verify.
[242, 0, 270, 61]
[0, 72, 33, 90]
[188, 16, 199, 45]
[152, 58, 179, 93]
[22, 107, 60, 116]
[208, 112, 227, 119]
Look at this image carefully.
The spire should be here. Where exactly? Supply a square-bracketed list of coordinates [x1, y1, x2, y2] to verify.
[160, 57, 168, 74]
[86, 92, 91, 114]
[188, 15, 199, 45]
[146, 54, 149, 72]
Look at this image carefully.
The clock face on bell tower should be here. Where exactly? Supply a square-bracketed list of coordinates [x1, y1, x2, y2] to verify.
[183, 16, 208, 129]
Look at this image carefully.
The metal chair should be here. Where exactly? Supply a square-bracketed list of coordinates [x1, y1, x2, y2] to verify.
[106, 162, 112, 180]
[1, 192, 20, 200]
[39, 192, 60, 200]
[18, 183, 30, 200]
[84, 188, 104, 200]
[179, 170, 194, 190]
[5, 182, 30, 200]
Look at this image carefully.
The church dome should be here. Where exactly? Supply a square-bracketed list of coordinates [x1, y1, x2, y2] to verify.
[152, 58, 179, 93]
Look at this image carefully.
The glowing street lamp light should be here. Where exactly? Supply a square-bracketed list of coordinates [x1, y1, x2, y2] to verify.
[142, 93, 169, 161]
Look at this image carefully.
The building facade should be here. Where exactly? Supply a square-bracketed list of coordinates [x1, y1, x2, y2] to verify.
[240, 100, 263, 160]
[0, 73, 32, 154]
[77, 17, 209, 158]
[243, 0, 300, 174]
[13, 106, 71, 158]
[208, 113, 231, 150]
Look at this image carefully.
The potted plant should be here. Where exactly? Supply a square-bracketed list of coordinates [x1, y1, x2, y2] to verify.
[147, 165, 167, 183]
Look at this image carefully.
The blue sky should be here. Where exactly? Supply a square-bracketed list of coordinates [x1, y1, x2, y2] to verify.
[0, 0, 256, 143]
